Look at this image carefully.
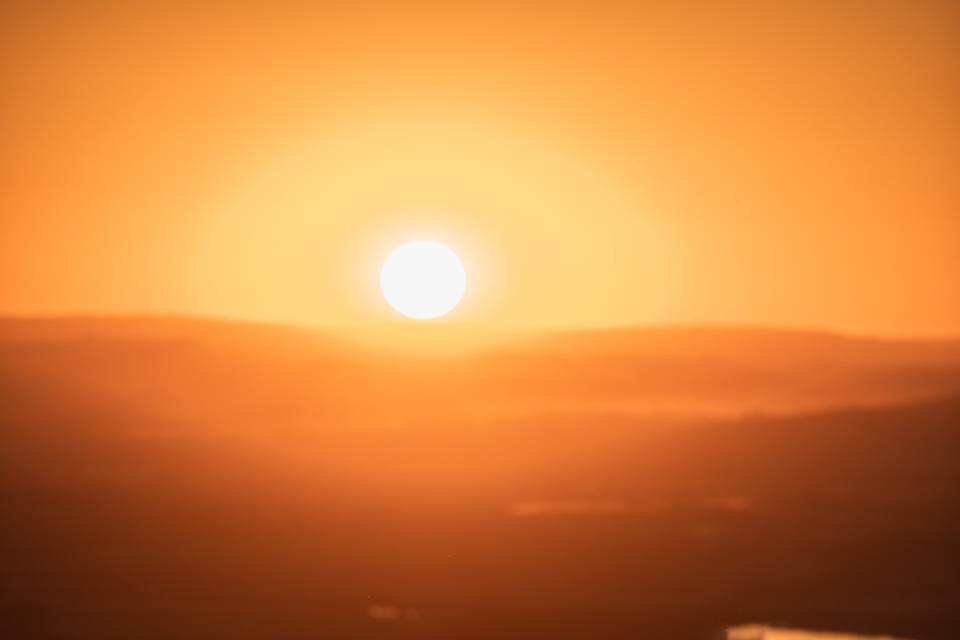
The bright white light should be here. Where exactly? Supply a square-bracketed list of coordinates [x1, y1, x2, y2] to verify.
[380, 240, 467, 320]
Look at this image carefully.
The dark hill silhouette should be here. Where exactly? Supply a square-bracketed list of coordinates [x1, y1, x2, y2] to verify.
[1, 315, 959, 639]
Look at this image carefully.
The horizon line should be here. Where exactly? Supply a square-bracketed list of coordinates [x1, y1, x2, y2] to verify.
[1, 311, 959, 343]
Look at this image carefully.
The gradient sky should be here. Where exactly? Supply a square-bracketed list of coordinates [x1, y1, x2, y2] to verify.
[1, 1, 957, 335]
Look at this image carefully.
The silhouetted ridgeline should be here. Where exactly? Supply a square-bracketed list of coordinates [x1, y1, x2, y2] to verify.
[2, 316, 959, 423]
[1, 316, 959, 639]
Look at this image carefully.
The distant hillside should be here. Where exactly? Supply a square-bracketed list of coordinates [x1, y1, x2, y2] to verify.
[2, 315, 959, 422]
[2, 345, 958, 639]
[3, 316, 959, 364]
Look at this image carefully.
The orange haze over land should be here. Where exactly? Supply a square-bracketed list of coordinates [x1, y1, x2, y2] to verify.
[2, 5, 960, 638]
[1, 1, 958, 336]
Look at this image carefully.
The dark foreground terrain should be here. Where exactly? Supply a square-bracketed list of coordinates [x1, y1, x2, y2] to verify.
[2, 317, 959, 639]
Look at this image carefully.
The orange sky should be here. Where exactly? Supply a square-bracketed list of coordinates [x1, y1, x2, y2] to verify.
[1, 1, 957, 336]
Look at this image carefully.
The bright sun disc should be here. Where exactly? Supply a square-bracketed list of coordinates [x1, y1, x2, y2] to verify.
[380, 241, 467, 320]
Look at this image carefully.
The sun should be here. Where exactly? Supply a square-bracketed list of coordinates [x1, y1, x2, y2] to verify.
[380, 241, 467, 320]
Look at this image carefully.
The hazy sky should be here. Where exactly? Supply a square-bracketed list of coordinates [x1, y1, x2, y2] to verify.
[1, 1, 957, 335]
